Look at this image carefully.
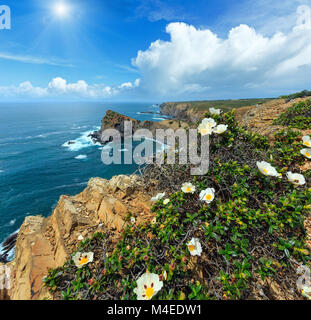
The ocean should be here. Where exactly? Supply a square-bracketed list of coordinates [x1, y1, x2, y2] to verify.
[0, 102, 166, 259]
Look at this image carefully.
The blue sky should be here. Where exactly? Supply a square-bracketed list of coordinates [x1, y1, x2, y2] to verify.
[0, 0, 311, 101]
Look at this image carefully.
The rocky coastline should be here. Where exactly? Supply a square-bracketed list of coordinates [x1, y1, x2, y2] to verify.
[0, 106, 191, 300]
[1, 97, 310, 300]
[0, 108, 187, 265]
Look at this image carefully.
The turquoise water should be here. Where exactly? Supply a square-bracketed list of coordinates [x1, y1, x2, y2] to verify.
[0, 102, 164, 252]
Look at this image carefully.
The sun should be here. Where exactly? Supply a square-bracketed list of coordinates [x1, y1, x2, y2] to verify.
[54, 2, 69, 17]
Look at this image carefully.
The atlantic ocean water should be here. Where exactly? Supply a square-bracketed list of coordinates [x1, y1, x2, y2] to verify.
[0, 102, 165, 259]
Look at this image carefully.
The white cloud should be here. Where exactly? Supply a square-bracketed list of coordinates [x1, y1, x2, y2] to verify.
[119, 79, 141, 89]
[0, 77, 138, 99]
[48, 77, 88, 94]
[119, 82, 133, 89]
[132, 5, 311, 98]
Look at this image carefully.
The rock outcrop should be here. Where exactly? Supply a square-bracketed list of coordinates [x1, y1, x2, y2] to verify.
[234, 97, 311, 141]
[1, 174, 154, 300]
[90, 110, 190, 145]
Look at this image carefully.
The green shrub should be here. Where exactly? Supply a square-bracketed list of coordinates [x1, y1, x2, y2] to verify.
[44, 110, 311, 300]
[274, 100, 311, 129]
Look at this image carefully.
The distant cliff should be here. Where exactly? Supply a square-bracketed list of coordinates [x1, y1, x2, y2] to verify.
[160, 102, 202, 122]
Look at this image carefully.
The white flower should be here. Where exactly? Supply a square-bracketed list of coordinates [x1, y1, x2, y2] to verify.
[77, 235, 84, 241]
[130, 217, 136, 224]
[302, 136, 311, 147]
[213, 124, 228, 134]
[72, 252, 94, 269]
[301, 285, 311, 300]
[151, 192, 165, 202]
[256, 161, 281, 177]
[301, 148, 311, 159]
[163, 199, 170, 205]
[187, 238, 202, 256]
[286, 171, 306, 186]
[209, 107, 221, 115]
[162, 270, 168, 280]
[134, 271, 163, 300]
[181, 182, 196, 194]
[199, 188, 215, 204]
[198, 118, 216, 136]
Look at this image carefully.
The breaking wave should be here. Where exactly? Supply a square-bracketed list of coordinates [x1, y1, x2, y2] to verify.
[62, 129, 100, 152]
[75, 154, 88, 160]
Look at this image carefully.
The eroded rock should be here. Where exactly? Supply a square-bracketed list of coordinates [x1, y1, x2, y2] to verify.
[3, 174, 154, 300]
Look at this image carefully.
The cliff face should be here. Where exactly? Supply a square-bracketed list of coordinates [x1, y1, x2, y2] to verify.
[160, 102, 203, 123]
[90, 109, 190, 145]
[2, 174, 154, 300]
[234, 97, 311, 142]
[91, 110, 141, 144]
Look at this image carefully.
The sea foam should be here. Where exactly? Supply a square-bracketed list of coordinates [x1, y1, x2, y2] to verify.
[62, 129, 100, 152]
[75, 154, 87, 160]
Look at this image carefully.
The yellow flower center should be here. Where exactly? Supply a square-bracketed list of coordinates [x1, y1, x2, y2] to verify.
[186, 187, 192, 192]
[305, 141, 310, 147]
[188, 245, 195, 251]
[79, 257, 88, 265]
[200, 128, 208, 135]
[263, 168, 268, 174]
[305, 152, 310, 157]
[205, 194, 212, 201]
[145, 287, 154, 299]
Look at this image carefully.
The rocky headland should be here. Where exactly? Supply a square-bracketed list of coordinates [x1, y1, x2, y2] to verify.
[89, 109, 190, 145]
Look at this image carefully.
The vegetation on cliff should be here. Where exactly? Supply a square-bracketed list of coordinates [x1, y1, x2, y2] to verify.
[44, 105, 311, 300]
[273, 99, 311, 130]
[161, 98, 272, 114]
[280, 90, 311, 102]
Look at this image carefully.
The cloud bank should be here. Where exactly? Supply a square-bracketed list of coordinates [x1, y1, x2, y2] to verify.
[132, 5, 311, 98]
[0, 77, 140, 99]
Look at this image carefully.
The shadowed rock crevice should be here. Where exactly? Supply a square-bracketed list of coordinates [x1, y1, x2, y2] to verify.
[0, 233, 17, 263]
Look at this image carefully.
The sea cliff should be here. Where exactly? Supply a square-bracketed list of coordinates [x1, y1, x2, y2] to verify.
[2, 174, 154, 300]
[160, 102, 203, 122]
